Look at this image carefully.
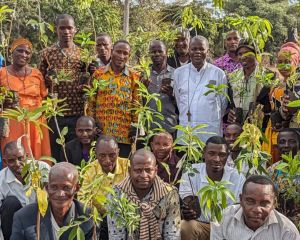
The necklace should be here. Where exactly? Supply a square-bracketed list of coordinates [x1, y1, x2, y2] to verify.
[187, 63, 207, 122]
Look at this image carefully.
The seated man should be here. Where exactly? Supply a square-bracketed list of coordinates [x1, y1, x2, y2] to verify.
[61, 116, 97, 165]
[0, 141, 50, 240]
[108, 149, 181, 239]
[78, 135, 129, 239]
[268, 128, 300, 227]
[179, 136, 245, 240]
[10, 162, 94, 239]
[211, 175, 300, 240]
[150, 132, 181, 185]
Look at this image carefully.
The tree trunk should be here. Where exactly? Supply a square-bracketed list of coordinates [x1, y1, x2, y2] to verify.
[123, 0, 130, 36]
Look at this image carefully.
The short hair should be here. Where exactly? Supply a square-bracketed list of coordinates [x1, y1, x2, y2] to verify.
[3, 141, 24, 155]
[49, 162, 78, 183]
[113, 39, 131, 50]
[226, 30, 241, 38]
[55, 14, 75, 26]
[149, 40, 167, 52]
[190, 35, 209, 49]
[177, 28, 190, 41]
[96, 33, 112, 42]
[205, 136, 228, 152]
[225, 122, 243, 132]
[76, 116, 96, 128]
[150, 131, 173, 143]
[96, 135, 118, 149]
[130, 148, 156, 165]
[242, 175, 277, 196]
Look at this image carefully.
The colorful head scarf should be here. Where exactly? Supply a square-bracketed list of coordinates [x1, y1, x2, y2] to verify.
[278, 42, 300, 67]
[10, 38, 33, 53]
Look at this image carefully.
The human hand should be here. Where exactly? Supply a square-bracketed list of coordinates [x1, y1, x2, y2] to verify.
[160, 84, 173, 97]
[228, 109, 237, 123]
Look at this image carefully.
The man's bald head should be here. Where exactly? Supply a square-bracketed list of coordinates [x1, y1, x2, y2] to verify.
[3, 141, 25, 156]
[131, 148, 156, 167]
[49, 162, 78, 184]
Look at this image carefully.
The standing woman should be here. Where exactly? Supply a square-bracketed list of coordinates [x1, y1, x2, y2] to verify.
[0, 38, 51, 160]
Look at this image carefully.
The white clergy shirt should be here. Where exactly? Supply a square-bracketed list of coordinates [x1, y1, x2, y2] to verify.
[174, 61, 227, 143]
[179, 163, 245, 223]
[211, 204, 300, 240]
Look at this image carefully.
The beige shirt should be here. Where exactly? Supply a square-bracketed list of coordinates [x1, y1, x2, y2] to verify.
[211, 204, 300, 240]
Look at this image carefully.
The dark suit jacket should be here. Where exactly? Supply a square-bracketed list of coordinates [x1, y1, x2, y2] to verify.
[61, 138, 85, 166]
[10, 200, 94, 240]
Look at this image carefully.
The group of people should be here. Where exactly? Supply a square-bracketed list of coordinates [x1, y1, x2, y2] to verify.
[0, 13, 299, 240]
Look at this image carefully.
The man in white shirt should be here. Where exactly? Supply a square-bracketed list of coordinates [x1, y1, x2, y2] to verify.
[0, 141, 50, 240]
[174, 36, 227, 143]
[211, 175, 300, 240]
[179, 136, 245, 240]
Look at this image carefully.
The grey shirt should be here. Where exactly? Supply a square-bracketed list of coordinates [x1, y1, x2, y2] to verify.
[147, 65, 178, 133]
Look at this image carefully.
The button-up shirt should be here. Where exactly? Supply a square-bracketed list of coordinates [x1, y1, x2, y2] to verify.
[78, 157, 129, 213]
[88, 64, 141, 144]
[214, 53, 242, 73]
[179, 163, 245, 223]
[148, 65, 177, 133]
[174, 62, 227, 143]
[0, 161, 50, 238]
[211, 204, 300, 240]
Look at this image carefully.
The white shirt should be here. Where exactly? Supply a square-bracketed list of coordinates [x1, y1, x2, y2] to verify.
[0, 161, 50, 238]
[211, 204, 300, 240]
[174, 62, 227, 143]
[179, 163, 245, 223]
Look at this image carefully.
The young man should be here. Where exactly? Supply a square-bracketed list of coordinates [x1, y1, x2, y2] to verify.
[147, 40, 177, 135]
[179, 136, 245, 240]
[167, 29, 190, 69]
[174, 36, 227, 143]
[88, 40, 141, 158]
[39, 14, 86, 162]
[60, 116, 97, 165]
[10, 162, 94, 239]
[0, 141, 50, 240]
[214, 30, 242, 73]
[150, 132, 181, 185]
[108, 149, 181, 239]
[211, 175, 300, 239]
[89, 33, 112, 75]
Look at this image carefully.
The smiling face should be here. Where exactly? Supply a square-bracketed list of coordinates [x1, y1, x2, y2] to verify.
[278, 131, 300, 157]
[4, 146, 25, 178]
[189, 38, 208, 68]
[224, 124, 242, 152]
[175, 38, 189, 56]
[240, 182, 275, 231]
[12, 45, 32, 67]
[204, 143, 228, 173]
[75, 119, 96, 145]
[111, 42, 130, 70]
[237, 47, 256, 70]
[150, 133, 173, 162]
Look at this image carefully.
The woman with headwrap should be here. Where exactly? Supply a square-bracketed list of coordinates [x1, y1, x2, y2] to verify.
[0, 38, 51, 160]
[262, 42, 300, 163]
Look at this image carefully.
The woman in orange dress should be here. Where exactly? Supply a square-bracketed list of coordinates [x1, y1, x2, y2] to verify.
[0, 38, 51, 159]
[262, 42, 300, 163]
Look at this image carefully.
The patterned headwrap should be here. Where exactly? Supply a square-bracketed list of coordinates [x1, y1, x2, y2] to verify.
[10, 38, 33, 53]
[278, 42, 300, 67]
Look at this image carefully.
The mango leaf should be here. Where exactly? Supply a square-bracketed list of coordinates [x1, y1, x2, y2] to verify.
[287, 100, 300, 108]
[37, 188, 48, 217]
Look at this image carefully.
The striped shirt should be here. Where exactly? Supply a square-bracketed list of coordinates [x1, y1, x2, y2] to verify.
[211, 204, 300, 240]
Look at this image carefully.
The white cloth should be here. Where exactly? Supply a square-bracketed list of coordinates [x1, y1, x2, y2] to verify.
[179, 163, 245, 223]
[0, 161, 50, 238]
[211, 204, 300, 240]
[174, 62, 227, 143]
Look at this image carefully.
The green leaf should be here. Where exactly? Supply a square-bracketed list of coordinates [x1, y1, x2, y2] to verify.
[61, 126, 68, 137]
[287, 100, 300, 108]
[76, 227, 85, 240]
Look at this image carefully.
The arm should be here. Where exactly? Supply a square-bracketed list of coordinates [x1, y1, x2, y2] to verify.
[173, 69, 180, 109]
[10, 213, 25, 240]
[163, 190, 181, 240]
[220, 72, 228, 117]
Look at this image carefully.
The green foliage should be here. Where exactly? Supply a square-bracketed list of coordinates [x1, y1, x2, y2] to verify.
[0, 86, 13, 109]
[204, 83, 230, 102]
[58, 217, 89, 240]
[106, 192, 141, 237]
[198, 177, 236, 222]
[180, 7, 204, 32]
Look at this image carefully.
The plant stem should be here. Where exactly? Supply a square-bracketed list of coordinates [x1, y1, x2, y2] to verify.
[36, 210, 41, 240]
[53, 115, 68, 162]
